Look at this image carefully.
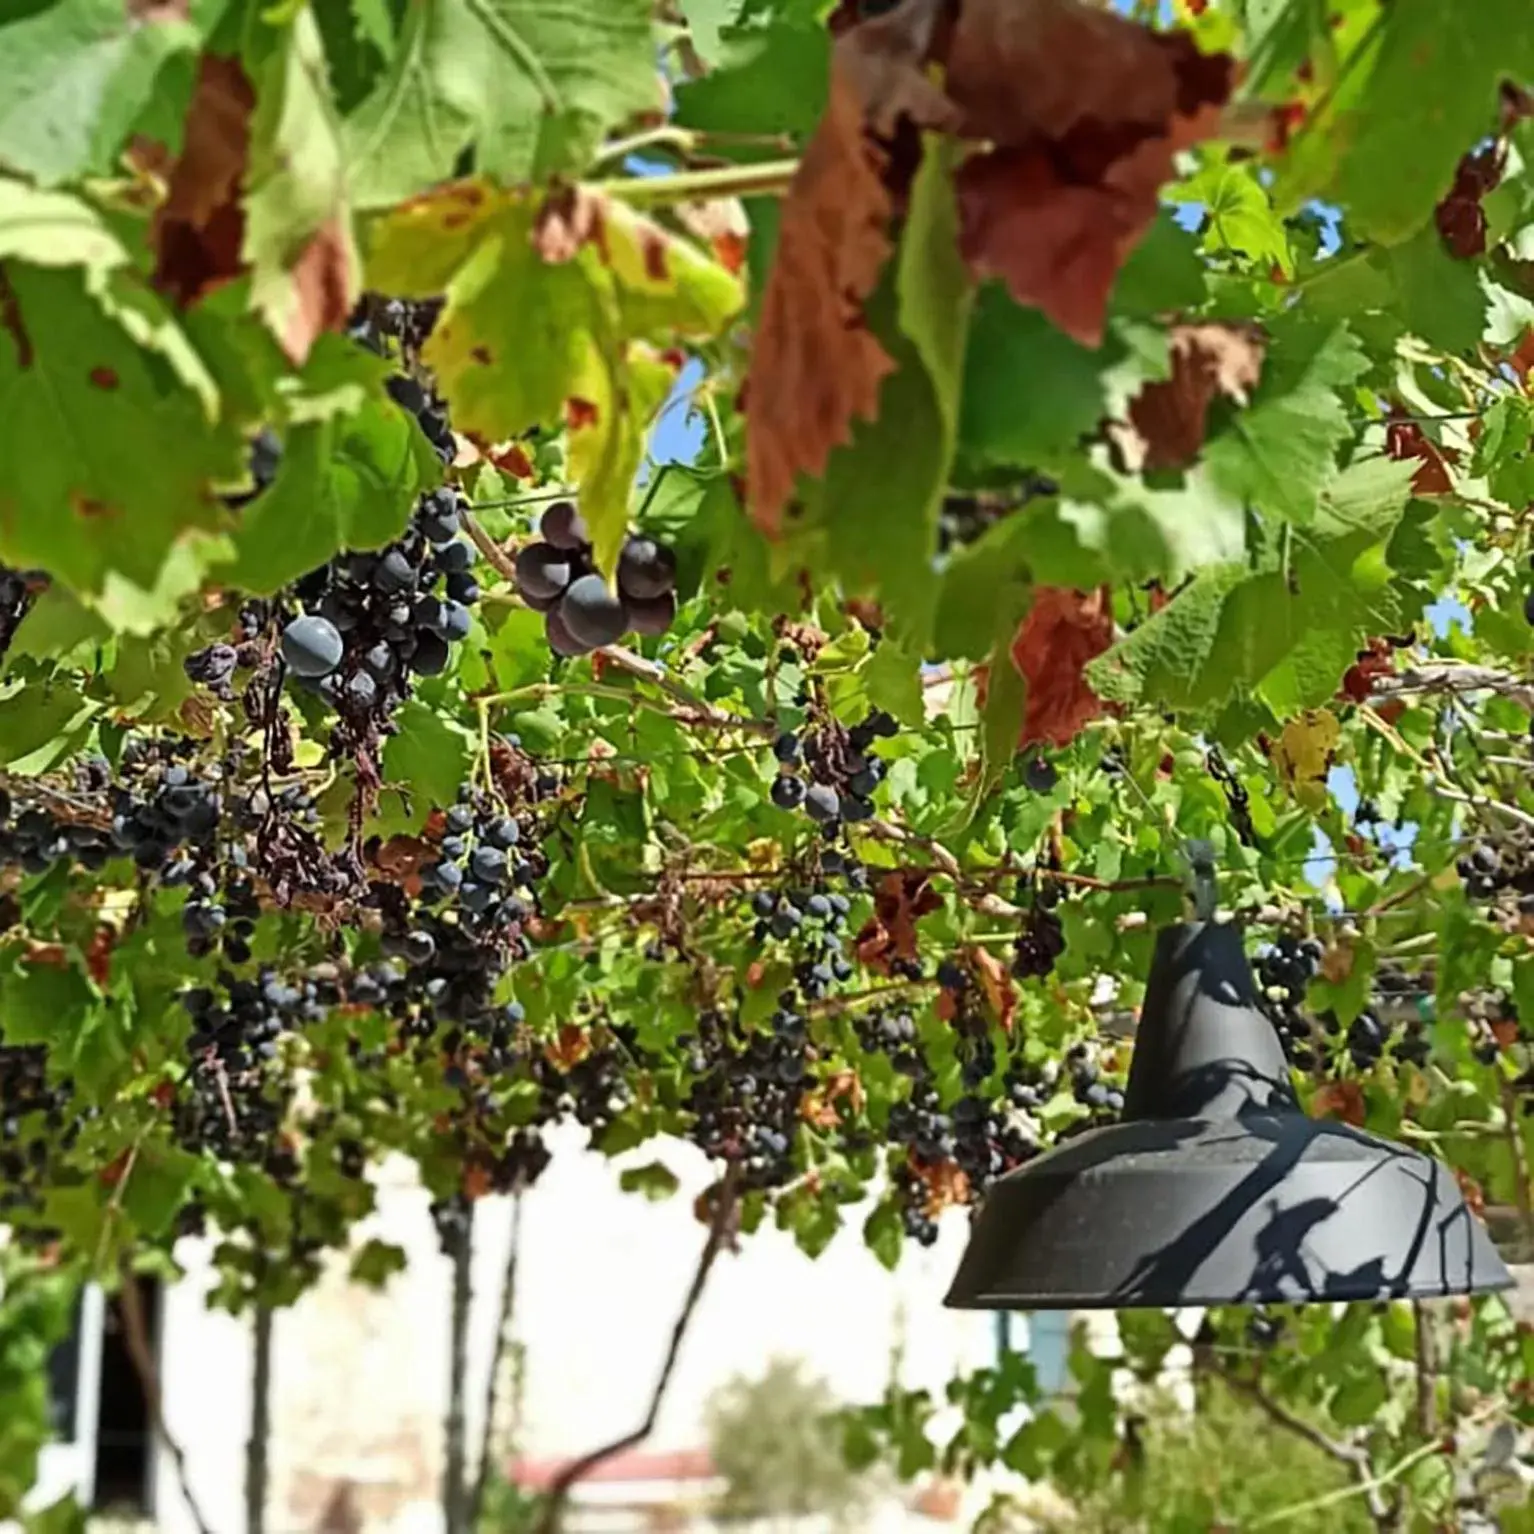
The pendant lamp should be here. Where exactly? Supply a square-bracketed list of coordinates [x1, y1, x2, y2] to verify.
[945, 919, 1514, 1311]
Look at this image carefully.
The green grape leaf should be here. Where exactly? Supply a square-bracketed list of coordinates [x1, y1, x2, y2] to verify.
[677, 0, 740, 66]
[0, 946, 95, 1048]
[121, 1143, 199, 1238]
[382, 700, 475, 813]
[1203, 316, 1370, 525]
[933, 514, 1033, 662]
[0, 261, 243, 630]
[1281, 0, 1534, 243]
[343, 0, 659, 209]
[672, 24, 829, 139]
[226, 391, 439, 595]
[1382, 227, 1489, 356]
[959, 291, 1133, 471]
[1109, 211, 1208, 317]
[243, 7, 359, 365]
[0, 0, 224, 185]
[349, 1238, 409, 1288]
[1024, 463, 1247, 590]
[863, 1199, 903, 1272]
[618, 1161, 681, 1200]
[0, 680, 97, 769]
[1088, 457, 1418, 714]
[1168, 162, 1292, 276]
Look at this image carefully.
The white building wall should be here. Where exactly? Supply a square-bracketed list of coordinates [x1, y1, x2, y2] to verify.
[148, 1127, 995, 1534]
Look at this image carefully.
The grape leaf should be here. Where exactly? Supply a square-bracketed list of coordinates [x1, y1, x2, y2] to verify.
[743, 37, 927, 533]
[382, 701, 475, 814]
[959, 289, 1136, 470]
[1167, 161, 1293, 276]
[342, 0, 659, 209]
[150, 53, 255, 309]
[243, 8, 359, 365]
[0, 0, 223, 186]
[1278, 0, 1534, 244]
[1203, 316, 1369, 525]
[673, 23, 830, 138]
[1009, 585, 1113, 749]
[945, 0, 1235, 344]
[1383, 226, 1489, 356]
[794, 140, 973, 648]
[1088, 458, 1418, 714]
[226, 391, 440, 595]
[1028, 462, 1248, 588]
[0, 263, 244, 627]
[368, 180, 742, 574]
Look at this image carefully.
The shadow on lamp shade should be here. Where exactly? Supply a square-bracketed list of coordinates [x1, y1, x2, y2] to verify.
[944, 921, 1514, 1311]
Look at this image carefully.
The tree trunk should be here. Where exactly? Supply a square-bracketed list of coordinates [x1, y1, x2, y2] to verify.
[469, 1192, 523, 1532]
[246, 1301, 273, 1534]
[444, 1205, 476, 1534]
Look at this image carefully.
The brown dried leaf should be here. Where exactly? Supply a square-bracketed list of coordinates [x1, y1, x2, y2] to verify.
[675, 198, 750, 274]
[745, 66, 897, 534]
[967, 944, 1017, 1033]
[1312, 1079, 1365, 1127]
[946, 0, 1235, 345]
[854, 870, 944, 973]
[745, 2, 957, 535]
[1008, 585, 1114, 749]
[278, 216, 354, 366]
[151, 55, 255, 306]
[1318, 940, 1353, 986]
[1115, 323, 1265, 471]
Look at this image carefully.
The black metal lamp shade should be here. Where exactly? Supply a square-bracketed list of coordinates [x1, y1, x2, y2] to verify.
[944, 921, 1514, 1311]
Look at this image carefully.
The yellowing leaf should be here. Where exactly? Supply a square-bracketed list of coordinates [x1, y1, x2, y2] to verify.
[1274, 707, 1339, 808]
[365, 179, 744, 574]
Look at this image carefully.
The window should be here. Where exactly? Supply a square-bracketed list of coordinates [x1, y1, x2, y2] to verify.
[40, 1277, 160, 1517]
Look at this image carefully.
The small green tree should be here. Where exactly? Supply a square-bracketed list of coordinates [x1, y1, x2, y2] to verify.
[1009, 1381, 1375, 1534]
[706, 1358, 872, 1527]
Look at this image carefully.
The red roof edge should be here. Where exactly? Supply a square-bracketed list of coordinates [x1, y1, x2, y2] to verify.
[510, 1447, 716, 1490]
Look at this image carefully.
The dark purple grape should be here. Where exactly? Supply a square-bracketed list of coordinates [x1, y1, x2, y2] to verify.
[627, 591, 675, 636]
[280, 615, 344, 678]
[435, 540, 474, 575]
[435, 601, 472, 642]
[417, 488, 462, 544]
[560, 575, 626, 649]
[375, 548, 417, 594]
[344, 672, 379, 710]
[545, 609, 586, 657]
[411, 631, 451, 675]
[446, 572, 481, 605]
[540, 500, 588, 550]
[515, 543, 573, 602]
[617, 537, 677, 601]
[804, 784, 840, 824]
[771, 775, 805, 810]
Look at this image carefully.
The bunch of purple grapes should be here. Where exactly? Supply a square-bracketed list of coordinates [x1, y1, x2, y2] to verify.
[513, 501, 678, 656]
[271, 488, 481, 732]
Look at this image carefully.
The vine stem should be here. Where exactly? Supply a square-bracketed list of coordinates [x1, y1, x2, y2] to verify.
[1499, 1077, 1534, 1250]
[533, 1164, 741, 1534]
[588, 158, 801, 204]
[117, 1257, 219, 1534]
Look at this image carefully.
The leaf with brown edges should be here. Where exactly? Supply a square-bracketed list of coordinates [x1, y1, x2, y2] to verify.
[745, 1, 955, 534]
